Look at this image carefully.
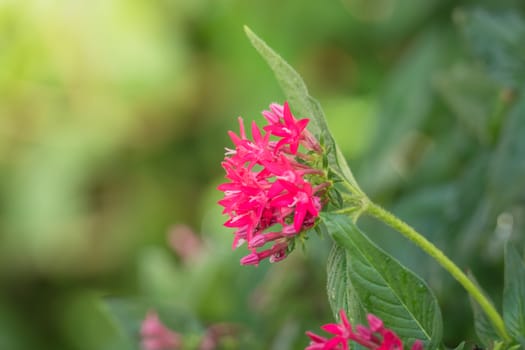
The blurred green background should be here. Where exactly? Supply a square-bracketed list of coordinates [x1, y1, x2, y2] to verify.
[1, 0, 525, 349]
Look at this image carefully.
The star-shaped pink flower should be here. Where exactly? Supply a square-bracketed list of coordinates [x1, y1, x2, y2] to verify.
[264, 101, 309, 154]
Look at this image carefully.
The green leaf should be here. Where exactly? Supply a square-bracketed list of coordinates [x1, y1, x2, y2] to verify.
[459, 8, 525, 89]
[489, 91, 525, 205]
[244, 26, 362, 194]
[326, 243, 367, 350]
[467, 271, 500, 347]
[322, 213, 443, 349]
[503, 242, 525, 340]
[326, 243, 366, 325]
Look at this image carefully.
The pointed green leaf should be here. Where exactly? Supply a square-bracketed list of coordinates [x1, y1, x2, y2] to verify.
[322, 213, 443, 349]
[503, 243, 525, 340]
[243, 26, 326, 144]
[244, 26, 362, 193]
[467, 271, 500, 347]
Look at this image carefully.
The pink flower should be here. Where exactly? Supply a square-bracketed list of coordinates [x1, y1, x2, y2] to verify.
[305, 310, 424, 350]
[141, 310, 182, 350]
[264, 102, 309, 154]
[263, 102, 322, 153]
[219, 102, 328, 265]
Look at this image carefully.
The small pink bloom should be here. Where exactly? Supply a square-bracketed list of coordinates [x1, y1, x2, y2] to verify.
[264, 102, 310, 154]
[356, 325, 374, 341]
[262, 103, 284, 124]
[306, 330, 328, 345]
[219, 102, 328, 265]
[141, 310, 182, 350]
[367, 314, 384, 333]
[240, 242, 288, 266]
[240, 252, 260, 266]
[377, 330, 403, 350]
[305, 310, 424, 350]
[248, 232, 283, 248]
[411, 340, 424, 350]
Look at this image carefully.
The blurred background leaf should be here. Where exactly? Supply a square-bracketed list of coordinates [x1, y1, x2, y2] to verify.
[458, 7, 525, 89]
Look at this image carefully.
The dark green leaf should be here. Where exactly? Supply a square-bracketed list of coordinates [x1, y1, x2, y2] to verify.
[503, 243, 525, 340]
[467, 271, 500, 347]
[322, 213, 443, 349]
[459, 8, 525, 89]
[244, 26, 362, 193]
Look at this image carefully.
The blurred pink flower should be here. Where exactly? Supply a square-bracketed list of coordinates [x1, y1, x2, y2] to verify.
[306, 310, 423, 350]
[141, 310, 182, 350]
[219, 102, 328, 265]
[167, 224, 203, 264]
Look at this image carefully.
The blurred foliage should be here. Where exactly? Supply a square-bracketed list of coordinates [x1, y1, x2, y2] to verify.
[1, 0, 525, 349]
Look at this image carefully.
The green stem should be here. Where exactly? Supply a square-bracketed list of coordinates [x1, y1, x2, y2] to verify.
[365, 201, 511, 342]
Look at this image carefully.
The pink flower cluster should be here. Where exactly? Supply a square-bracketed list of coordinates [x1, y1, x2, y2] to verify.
[141, 310, 182, 350]
[306, 310, 423, 350]
[219, 102, 328, 265]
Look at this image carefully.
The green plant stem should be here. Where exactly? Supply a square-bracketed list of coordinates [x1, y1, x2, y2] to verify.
[365, 201, 511, 342]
